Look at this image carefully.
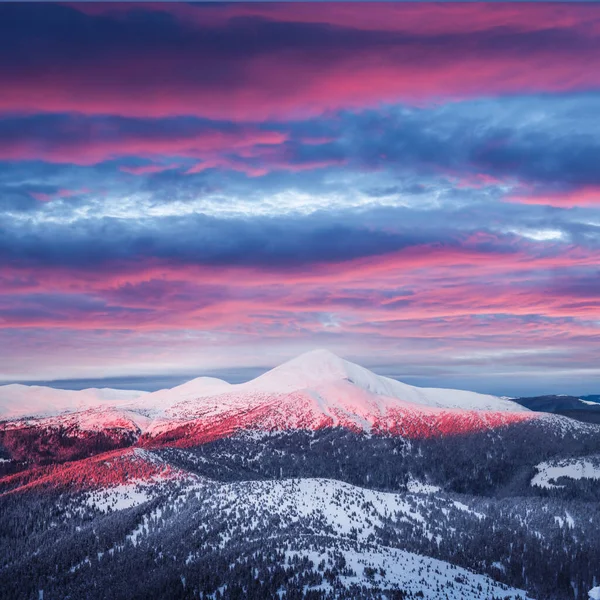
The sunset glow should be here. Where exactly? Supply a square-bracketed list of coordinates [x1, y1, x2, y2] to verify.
[1, 2, 600, 394]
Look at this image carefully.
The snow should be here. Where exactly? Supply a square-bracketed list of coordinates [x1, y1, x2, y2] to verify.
[126, 377, 232, 418]
[0, 349, 535, 440]
[175, 476, 493, 552]
[128, 349, 529, 423]
[243, 349, 527, 412]
[554, 516, 565, 528]
[283, 545, 530, 600]
[132, 349, 535, 439]
[85, 485, 151, 512]
[589, 586, 600, 600]
[0, 405, 152, 435]
[406, 480, 441, 494]
[80, 450, 199, 512]
[580, 399, 600, 406]
[0, 384, 147, 420]
[532, 457, 600, 489]
[68, 471, 530, 600]
[217, 478, 426, 540]
[452, 501, 485, 519]
[554, 512, 575, 529]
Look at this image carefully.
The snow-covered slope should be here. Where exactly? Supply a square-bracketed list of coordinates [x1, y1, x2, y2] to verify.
[0, 384, 147, 421]
[283, 544, 530, 600]
[126, 349, 535, 442]
[0, 350, 528, 423]
[80, 472, 530, 600]
[7, 456, 532, 600]
[532, 455, 600, 489]
[125, 376, 232, 419]
[238, 349, 524, 411]
[0, 350, 539, 446]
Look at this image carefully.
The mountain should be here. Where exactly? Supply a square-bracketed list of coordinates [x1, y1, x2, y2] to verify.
[513, 394, 600, 424]
[0, 350, 529, 423]
[2, 350, 600, 599]
[2, 460, 538, 600]
[0, 384, 147, 420]
[132, 349, 539, 446]
[133, 348, 530, 412]
[0, 349, 539, 461]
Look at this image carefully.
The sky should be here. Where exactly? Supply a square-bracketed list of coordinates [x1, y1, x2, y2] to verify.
[1, 2, 600, 396]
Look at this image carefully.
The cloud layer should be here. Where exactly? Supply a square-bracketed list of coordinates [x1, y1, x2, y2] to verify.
[1, 2, 600, 393]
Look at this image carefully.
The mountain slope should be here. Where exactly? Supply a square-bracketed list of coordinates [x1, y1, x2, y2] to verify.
[0, 455, 534, 600]
[514, 394, 600, 424]
[0, 384, 147, 420]
[4, 442, 598, 600]
[131, 349, 536, 444]
[241, 349, 525, 411]
[0, 350, 568, 462]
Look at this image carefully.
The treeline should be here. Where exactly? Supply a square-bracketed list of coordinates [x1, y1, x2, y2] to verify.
[158, 423, 600, 497]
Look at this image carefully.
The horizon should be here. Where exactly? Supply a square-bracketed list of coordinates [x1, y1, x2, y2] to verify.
[2, 3, 600, 394]
[1, 348, 597, 398]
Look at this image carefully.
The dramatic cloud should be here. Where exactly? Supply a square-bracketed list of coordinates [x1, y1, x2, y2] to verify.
[2, 3, 600, 119]
[1, 2, 600, 393]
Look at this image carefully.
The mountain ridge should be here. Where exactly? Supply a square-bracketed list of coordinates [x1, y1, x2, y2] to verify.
[0, 349, 544, 464]
[513, 394, 600, 424]
[0, 349, 528, 422]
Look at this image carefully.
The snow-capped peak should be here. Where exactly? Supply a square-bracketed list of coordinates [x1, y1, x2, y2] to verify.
[246, 349, 360, 393]
[153, 376, 232, 399]
[124, 376, 233, 417]
[0, 350, 529, 428]
[242, 349, 526, 412]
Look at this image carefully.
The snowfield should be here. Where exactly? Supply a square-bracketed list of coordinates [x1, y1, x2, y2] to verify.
[284, 545, 531, 600]
[532, 456, 600, 489]
[206, 477, 427, 541]
[0, 350, 546, 450]
[85, 484, 153, 512]
[1, 349, 528, 424]
[0, 384, 147, 420]
[110, 474, 495, 554]
[240, 349, 526, 411]
[134, 349, 537, 441]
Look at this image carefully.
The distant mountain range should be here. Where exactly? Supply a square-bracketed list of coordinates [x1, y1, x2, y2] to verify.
[513, 394, 600, 424]
[1, 350, 599, 600]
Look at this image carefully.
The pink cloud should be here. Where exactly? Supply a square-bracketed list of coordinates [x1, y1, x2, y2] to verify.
[0, 128, 288, 166]
[1, 238, 599, 336]
[28, 188, 89, 202]
[506, 186, 600, 208]
[68, 3, 600, 39]
[4, 4, 600, 120]
[29, 192, 52, 202]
